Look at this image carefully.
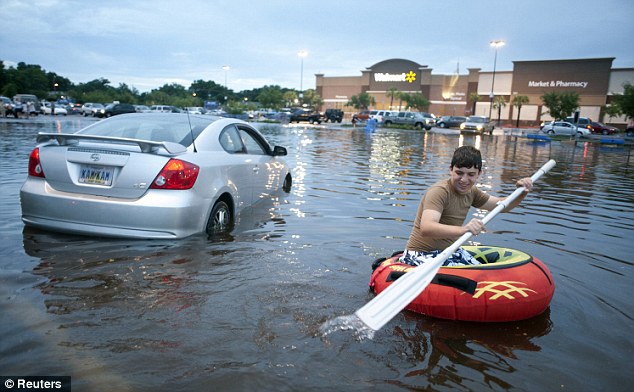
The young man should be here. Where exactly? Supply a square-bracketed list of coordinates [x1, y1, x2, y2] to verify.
[400, 146, 533, 266]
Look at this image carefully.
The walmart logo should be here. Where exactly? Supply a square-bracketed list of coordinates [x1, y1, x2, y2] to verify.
[405, 71, 416, 83]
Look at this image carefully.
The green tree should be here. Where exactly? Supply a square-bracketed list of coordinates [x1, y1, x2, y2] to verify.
[283, 91, 298, 107]
[469, 92, 480, 115]
[302, 89, 322, 108]
[347, 92, 375, 110]
[492, 96, 507, 126]
[603, 104, 621, 122]
[386, 87, 399, 109]
[541, 91, 580, 121]
[401, 92, 430, 112]
[511, 95, 530, 128]
[610, 82, 634, 120]
[257, 86, 284, 109]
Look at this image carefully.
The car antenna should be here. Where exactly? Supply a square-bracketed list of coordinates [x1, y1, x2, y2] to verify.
[185, 108, 198, 152]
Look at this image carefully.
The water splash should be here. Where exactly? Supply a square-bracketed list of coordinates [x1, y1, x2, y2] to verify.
[319, 314, 376, 341]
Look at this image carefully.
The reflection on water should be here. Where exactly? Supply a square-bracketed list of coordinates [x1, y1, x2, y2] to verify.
[1, 118, 633, 391]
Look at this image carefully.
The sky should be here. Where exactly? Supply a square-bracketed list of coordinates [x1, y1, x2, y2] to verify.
[2, 0, 633, 93]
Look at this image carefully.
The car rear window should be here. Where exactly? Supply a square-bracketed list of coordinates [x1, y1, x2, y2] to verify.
[79, 114, 214, 146]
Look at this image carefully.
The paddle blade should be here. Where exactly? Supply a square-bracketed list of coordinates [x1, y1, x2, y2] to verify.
[355, 258, 444, 331]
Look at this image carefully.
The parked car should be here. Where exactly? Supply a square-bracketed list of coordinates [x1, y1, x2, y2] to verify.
[565, 116, 592, 128]
[460, 116, 494, 135]
[324, 109, 343, 123]
[289, 109, 322, 124]
[588, 121, 619, 135]
[41, 103, 68, 116]
[352, 110, 371, 122]
[81, 103, 104, 116]
[541, 121, 590, 136]
[369, 110, 396, 123]
[20, 113, 292, 239]
[96, 103, 137, 118]
[150, 105, 180, 113]
[383, 111, 432, 130]
[134, 105, 152, 113]
[66, 103, 83, 115]
[186, 107, 205, 115]
[436, 116, 467, 128]
[420, 112, 437, 127]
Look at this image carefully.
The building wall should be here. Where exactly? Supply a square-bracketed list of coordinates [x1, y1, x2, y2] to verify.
[316, 57, 632, 126]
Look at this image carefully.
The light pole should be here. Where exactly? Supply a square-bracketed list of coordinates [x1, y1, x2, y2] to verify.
[297, 50, 307, 104]
[488, 40, 505, 119]
[222, 65, 230, 102]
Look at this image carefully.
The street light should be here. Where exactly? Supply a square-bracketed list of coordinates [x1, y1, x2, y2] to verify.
[297, 50, 307, 102]
[222, 65, 230, 102]
[488, 40, 505, 118]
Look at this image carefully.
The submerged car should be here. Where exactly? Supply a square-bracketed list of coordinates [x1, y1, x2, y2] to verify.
[436, 115, 467, 128]
[541, 121, 590, 136]
[460, 116, 494, 135]
[20, 113, 292, 239]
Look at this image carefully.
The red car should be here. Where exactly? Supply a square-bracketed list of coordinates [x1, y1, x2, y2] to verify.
[589, 121, 619, 135]
[352, 110, 371, 122]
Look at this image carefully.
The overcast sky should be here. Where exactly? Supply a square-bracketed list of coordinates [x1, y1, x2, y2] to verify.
[2, 0, 633, 93]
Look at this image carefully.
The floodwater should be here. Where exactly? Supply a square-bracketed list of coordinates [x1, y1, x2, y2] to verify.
[1, 116, 632, 391]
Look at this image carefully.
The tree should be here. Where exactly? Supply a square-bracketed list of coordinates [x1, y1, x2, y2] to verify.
[469, 92, 480, 115]
[347, 92, 375, 110]
[302, 89, 323, 108]
[492, 96, 507, 126]
[603, 104, 621, 123]
[401, 92, 430, 112]
[283, 91, 298, 108]
[610, 82, 634, 120]
[512, 95, 529, 128]
[257, 86, 284, 109]
[541, 91, 580, 121]
[386, 87, 399, 109]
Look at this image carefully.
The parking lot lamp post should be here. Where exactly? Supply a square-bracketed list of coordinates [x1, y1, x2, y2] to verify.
[298, 50, 307, 103]
[222, 65, 230, 102]
[488, 40, 505, 119]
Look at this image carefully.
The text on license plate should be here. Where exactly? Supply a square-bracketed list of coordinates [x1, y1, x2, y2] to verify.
[79, 165, 114, 186]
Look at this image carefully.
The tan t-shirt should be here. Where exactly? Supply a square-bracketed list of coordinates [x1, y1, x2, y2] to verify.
[405, 178, 490, 252]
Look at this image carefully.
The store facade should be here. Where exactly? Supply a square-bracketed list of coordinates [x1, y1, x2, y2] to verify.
[315, 57, 634, 126]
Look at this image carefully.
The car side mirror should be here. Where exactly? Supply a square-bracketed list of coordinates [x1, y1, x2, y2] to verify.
[273, 146, 287, 156]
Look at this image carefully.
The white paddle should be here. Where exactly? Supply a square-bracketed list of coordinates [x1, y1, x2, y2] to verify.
[355, 159, 557, 332]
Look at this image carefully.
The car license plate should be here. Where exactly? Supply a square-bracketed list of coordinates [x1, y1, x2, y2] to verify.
[79, 165, 114, 186]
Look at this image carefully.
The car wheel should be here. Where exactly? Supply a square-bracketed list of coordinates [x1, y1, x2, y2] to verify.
[282, 174, 292, 193]
[206, 200, 233, 235]
[439, 122, 446, 128]
[384, 120, 392, 126]
[547, 130, 555, 135]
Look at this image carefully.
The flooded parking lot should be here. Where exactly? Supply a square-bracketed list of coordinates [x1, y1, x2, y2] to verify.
[1, 116, 632, 391]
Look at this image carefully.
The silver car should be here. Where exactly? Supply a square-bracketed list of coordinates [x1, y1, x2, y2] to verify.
[459, 116, 494, 135]
[541, 121, 590, 137]
[20, 113, 292, 239]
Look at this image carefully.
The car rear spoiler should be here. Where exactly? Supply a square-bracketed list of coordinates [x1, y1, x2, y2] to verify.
[36, 132, 188, 155]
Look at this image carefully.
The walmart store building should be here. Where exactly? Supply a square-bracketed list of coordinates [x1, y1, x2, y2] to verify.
[315, 57, 633, 127]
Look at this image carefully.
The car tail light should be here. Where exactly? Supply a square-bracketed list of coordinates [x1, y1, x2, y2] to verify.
[150, 159, 199, 190]
[28, 148, 45, 178]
